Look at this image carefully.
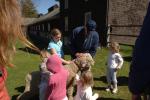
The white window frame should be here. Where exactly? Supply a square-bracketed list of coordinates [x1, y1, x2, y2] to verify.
[65, 16, 68, 31]
[84, 12, 92, 23]
[42, 24, 44, 31]
[38, 25, 40, 31]
[48, 23, 51, 31]
[64, 0, 68, 9]
[35, 25, 38, 30]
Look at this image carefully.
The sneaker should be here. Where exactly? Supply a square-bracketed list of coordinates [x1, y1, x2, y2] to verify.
[112, 88, 118, 94]
[105, 87, 111, 92]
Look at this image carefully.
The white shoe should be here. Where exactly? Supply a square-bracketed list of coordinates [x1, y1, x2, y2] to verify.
[105, 87, 111, 92]
[112, 88, 118, 94]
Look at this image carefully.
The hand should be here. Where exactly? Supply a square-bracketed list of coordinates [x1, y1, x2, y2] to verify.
[115, 67, 120, 71]
[75, 74, 80, 80]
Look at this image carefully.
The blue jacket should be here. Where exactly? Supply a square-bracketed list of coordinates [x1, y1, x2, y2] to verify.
[70, 20, 99, 58]
[129, 2, 150, 95]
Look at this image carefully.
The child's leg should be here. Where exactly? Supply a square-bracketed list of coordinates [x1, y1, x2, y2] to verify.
[106, 68, 112, 91]
[111, 69, 118, 93]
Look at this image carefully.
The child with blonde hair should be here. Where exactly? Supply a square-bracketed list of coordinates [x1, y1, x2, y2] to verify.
[106, 42, 124, 94]
[74, 71, 99, 100]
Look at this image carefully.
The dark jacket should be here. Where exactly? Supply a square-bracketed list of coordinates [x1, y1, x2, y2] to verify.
[129, 2, 150, 95]
[70, 20, 99, 58]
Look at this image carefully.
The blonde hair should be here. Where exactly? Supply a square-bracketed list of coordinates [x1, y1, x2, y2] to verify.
[80, 71, 94, 88]
[40, 50, 50, 59]
[0, 0, 40, 67]
[51, 28, 62, 36]
[109, 42, 120, 53]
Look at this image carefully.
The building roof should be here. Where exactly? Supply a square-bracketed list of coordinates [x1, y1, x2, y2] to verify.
[22, 18, 38, 26]
[29, 7, 60, 25]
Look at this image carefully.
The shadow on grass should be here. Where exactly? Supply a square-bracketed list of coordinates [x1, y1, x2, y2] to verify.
[18, 47, 39, 55]
[15, 86, 25, 93]
[11, 86, 25, 100]
[93, 86, 106, 91]
[123, 56, 132, 62]
[99, 97, 124, 100]
[94, 76, 128, 86]
[12, 94, 19, 100]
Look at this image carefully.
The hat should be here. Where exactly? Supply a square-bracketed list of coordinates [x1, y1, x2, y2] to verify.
[86, 19, 97, 31]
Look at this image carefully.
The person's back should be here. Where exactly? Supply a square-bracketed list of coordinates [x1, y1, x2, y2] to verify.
[46, 54, 69, 100]
[128, 2, 150, 99]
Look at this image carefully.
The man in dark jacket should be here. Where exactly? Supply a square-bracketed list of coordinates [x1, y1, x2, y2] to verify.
[70, 19, 99, 59]
[128, 2, 150, 100]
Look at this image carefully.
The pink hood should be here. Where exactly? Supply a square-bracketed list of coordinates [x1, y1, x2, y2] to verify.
[46, 54, 63, 73]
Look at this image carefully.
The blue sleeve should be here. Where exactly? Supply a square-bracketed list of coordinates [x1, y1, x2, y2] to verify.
[89, 32, 99, 57]
[47, 42, 55, 51]
[70, 27, 82, 55]
[128, 2, 150, 95]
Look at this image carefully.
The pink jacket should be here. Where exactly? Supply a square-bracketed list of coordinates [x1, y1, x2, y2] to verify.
[46, 54, 68, 100]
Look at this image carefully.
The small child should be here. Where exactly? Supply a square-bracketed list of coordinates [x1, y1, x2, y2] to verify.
[74, 71, 99, 100]
[106, 42, 124, 94]
[45, 54, 69, 100]
[38, 50, 51, 100]
[47, 28, 70, 65]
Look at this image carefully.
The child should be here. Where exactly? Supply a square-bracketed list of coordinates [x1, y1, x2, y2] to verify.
[106, 42, 124, 94]
[39, 50, 51, 100]
[47, 28, 70, 64]
[45, 54, 69, 100]
[74, 71, 99, 100]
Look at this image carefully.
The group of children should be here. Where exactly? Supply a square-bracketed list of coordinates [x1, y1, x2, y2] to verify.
[38, 28, 124, 100]
[38, 51, 99, 100]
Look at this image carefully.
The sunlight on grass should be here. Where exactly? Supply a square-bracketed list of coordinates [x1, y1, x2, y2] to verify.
[7, 43, 133, 99]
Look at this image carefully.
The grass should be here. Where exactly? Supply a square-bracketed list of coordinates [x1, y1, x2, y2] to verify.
[6, 42, 133, 100]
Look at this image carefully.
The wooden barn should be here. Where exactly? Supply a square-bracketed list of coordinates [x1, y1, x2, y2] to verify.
[27, 4, 60, 49]
[27, 4, 60, 37]
[60, 0, 149, 46]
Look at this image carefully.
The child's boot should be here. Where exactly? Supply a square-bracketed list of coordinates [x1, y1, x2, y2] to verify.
[105, 84, 111, 92]
[112, 83, 118, 94]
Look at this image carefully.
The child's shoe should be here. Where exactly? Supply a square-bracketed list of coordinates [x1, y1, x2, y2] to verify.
[112, 88, 118, 94]
[105, 86, 111, 92]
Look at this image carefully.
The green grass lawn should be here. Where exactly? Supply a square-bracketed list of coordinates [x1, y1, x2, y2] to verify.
[6, 42, 133, 100]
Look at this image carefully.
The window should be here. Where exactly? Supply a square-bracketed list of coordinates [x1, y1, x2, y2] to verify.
[42, 24, 44, 31]
[64, 0, 68, 9]
[48, 23, 51, 31]
[84, 12, 92, 23]
[65, 16, 68, 31]
[84, 0, 88, 2]
[38, 25, 40, 31]
[35, 25, 37, 30]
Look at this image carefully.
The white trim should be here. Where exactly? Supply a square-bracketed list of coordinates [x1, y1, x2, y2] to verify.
[84, 12, 92, 23]
[64, 0, 68, 9]
[48, 23, 50, 31]
[42, 24, 44, 31]
[65, 16, 68, 31]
